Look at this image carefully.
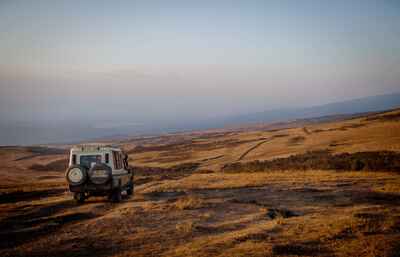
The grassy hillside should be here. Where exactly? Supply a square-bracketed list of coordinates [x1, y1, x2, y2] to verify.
[126, 108, 400, 171]
[1, 108, 400, 257]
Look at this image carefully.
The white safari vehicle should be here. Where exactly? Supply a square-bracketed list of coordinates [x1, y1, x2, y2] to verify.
[65, 144, 133, 203]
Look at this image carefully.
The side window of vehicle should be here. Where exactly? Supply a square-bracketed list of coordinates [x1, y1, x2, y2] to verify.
[113, 151, 122, 170]
[72, 154, 77, 165]
[112, 151, 118, 169]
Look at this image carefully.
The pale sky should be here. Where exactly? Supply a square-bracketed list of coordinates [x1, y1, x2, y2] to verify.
[1, 0, 399, 125]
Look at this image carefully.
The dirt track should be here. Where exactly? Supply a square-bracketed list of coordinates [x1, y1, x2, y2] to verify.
[237, 138, 274, 161]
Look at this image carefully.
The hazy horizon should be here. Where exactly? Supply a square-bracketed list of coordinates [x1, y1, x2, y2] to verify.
[1, 0, 400, 144]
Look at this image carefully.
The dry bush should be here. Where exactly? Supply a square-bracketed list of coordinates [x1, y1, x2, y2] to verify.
[352, 212, 399, 235]
[222, 150, 400, 172]
[287, 136, 306, 145]
[366, 112, 400, 122]
[218, 241, 272, 257]
[175, 220, 195, 233]
[265, 208, 298, 219]
[374, 179, 400, 193]
[272, 243, 322, 256]
[173, 196, 204, 210]
[133, 162, 200, 176]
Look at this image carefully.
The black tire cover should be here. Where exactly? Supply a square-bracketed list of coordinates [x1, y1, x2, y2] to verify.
[88, 163, 112, 185]
[66, 165, 87, 186]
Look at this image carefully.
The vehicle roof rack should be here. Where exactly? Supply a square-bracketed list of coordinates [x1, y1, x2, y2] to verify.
[72, 143, 119, 151]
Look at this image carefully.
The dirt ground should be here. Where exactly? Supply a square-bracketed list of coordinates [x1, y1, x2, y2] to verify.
[1, 109, 400, 257]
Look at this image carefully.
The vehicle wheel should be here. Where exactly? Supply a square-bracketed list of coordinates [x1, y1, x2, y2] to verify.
[74, 192, 85, 204]
[126, 182, 134, 196]
[126, 187, 133, 196]
[110, 189, 122, 203]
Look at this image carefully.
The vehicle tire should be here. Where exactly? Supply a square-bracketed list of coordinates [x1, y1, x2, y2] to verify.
[126, 180, 134, 195]
[88, 164, 112, 185]
[110, 189, 122, 203]
[74, 192, 85, 204]
[126, 183, 134, 196]
[66, 165, 87, 186]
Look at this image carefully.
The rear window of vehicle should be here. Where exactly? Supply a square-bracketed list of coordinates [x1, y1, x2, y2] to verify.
[80, 155, 101, 169]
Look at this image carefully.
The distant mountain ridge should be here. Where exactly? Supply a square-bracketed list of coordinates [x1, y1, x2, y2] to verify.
[1, 92, 399, 146]
[218, 92, 400, 126]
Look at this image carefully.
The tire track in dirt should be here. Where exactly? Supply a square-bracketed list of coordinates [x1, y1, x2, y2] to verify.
[237, 138, 274, 161]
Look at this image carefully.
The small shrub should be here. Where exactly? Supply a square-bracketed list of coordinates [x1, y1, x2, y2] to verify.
[133, 162, 199, 176]
[175, 221, 194, 233]
[272, 244, 319, 256]
[352, 159, 365, 171]
[266, 208, 298, 219]
[287, 136, 306, 145]
[173, 196, 204, 210]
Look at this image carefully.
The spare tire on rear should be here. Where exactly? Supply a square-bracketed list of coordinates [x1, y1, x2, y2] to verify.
[88, 164, 112, 185]
[66, 165, 87, 186]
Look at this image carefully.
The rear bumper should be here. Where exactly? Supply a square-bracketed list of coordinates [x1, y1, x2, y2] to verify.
[69, 183, 112, 193]
[68, 174, 132, 194]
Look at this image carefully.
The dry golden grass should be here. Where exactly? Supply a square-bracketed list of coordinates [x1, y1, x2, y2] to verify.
[2, 167, 400, 257]
[1, 109, 400, 257]
[373, 176, 400, 194]
[172, 195, 205, 210]
[139, 170, 398, 194]
[128, 109, 400, 172]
